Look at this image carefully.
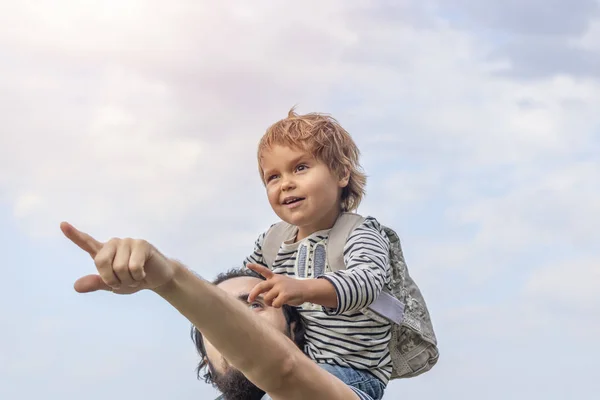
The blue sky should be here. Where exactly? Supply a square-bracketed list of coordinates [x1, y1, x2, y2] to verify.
[1, 1, 599, 399]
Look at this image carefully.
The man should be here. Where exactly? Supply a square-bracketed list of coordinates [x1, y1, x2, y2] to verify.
[61, 221, 375, 400]
[190, 268, 307, 399]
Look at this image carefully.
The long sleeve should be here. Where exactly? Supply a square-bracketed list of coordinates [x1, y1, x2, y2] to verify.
[243, 230, 268, 268]
[320, 217, 390, 315]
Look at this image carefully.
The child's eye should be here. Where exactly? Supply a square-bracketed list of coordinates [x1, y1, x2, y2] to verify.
[249, 302, 263, 311]
[266, 174, 279, 182]
[296, 164, 308, 172]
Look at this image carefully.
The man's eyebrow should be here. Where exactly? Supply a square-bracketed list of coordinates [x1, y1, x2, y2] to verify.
[236, 293, 264, 303]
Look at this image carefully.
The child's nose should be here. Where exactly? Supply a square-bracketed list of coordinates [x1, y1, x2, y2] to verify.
[281, 176, 296, 191]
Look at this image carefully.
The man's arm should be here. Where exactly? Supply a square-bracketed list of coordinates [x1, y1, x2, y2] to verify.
[60, 222, 359, 400]
[154, 264, 359, 400]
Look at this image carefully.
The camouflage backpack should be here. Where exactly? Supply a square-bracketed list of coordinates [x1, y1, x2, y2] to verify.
[261, 212, 439, 379]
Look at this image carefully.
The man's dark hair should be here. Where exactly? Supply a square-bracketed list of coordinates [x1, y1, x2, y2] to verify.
[190, 267, 306, 385]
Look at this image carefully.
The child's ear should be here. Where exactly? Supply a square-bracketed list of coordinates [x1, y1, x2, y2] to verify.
[338, 167, 350, 188]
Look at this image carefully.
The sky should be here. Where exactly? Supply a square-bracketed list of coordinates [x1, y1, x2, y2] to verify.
[0, 1, 599, 399]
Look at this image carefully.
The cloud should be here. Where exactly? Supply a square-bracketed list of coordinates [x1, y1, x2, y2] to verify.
[1, 2, 599, 399]
[492, 36, 600, 79]
[430, 0, 600, 79]
[525, 258, 600, 312]
[435, 0, 599, 36]
[2, 1, 596, 245]
[0, 0, 363, 242]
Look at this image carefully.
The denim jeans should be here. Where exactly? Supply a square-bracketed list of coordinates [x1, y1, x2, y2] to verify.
[318, 364, 386, 400]
[259, 364, 385, 400]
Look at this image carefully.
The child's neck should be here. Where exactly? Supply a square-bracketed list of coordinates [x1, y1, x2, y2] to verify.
[295, 208, 343, 242]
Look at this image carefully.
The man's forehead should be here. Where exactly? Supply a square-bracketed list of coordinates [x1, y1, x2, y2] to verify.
[216, 276, 262, 295]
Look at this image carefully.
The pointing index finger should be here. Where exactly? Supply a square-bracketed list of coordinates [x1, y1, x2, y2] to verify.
[247, 280, 275, 303]
[60, 221, 103, 258]
[246, 263, 274, 279]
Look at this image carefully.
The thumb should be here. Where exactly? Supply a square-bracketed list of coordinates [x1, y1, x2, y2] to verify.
[74, 274, 112, 293]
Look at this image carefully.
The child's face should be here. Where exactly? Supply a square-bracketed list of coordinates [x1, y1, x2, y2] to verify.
[260, 145, 349, 240]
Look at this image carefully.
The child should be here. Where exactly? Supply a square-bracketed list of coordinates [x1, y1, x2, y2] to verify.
[244, 109, 393, 400]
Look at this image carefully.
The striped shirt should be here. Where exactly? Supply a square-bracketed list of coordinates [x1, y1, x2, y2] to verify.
[244, 216, 393, 384]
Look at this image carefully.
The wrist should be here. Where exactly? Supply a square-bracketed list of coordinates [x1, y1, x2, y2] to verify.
[303, 278, 337, 309]
[300, 279, 317, 303]
[153, 259, 187, 297]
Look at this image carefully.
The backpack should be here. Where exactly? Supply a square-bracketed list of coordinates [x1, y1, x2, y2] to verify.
[261, 212, 439, 380]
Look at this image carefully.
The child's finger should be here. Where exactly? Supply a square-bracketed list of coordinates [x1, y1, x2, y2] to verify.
[247, 280, 274, 303]
[246, 263, 274, 279]
[271, 293, 286, 308]
[263, 287, 279, 306]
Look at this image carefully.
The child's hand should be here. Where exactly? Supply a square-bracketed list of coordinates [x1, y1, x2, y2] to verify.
[60, 221, 177, 294]
[247, 263, 307, 308]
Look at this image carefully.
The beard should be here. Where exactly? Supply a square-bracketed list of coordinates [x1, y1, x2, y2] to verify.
[208, 359, 266, 400]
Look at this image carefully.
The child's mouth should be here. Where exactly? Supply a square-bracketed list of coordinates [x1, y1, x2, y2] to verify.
[282, 197, 305, 206]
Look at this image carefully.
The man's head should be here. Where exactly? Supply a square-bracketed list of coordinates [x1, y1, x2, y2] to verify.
[257, 108, 367, 214]
[191, 268, 305, 399]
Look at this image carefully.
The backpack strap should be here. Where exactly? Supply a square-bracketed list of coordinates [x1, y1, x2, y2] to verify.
[261, 222, 297, 268]
[328, 214, 406, 325]
[326, 212, 366, 272]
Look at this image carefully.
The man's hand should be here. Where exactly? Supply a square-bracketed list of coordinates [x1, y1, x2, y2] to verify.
[60, 221, 176, 294]
[246, 263, 308, 308]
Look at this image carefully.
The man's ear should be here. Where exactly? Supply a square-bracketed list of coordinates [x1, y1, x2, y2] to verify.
[203, 356, 214, 379]
[289, 321, 297, 337]
[288, 320, 306, 350]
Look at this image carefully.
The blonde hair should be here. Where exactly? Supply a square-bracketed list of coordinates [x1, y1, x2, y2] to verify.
[257, 108, 367, 212]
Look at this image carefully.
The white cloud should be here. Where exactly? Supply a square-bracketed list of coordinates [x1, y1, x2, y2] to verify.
[2, 1, 597, 242]
[525, 258, 600, 311]
[1, 2, 600, 399]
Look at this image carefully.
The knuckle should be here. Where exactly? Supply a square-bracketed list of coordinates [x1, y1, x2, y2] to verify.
[130, 270, 145, 281]
[94, 254, 110, 268]
[134, 239, 149, 247]
[112, 261, 128, 273]
[101, 273, 119, 286]
[129, 263, 143, 274]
